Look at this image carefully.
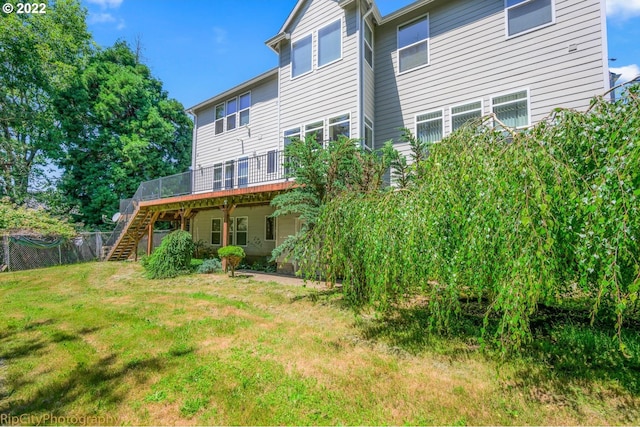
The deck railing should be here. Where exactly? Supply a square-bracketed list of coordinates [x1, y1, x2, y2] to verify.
[104, 150, 288, 250]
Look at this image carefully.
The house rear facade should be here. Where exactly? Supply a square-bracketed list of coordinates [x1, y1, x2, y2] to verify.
[105, 0, 609, 272]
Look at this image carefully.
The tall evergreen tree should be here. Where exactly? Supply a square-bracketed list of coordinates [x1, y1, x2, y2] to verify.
[0, 0, 92, 203]
[56, 41, 193, 229]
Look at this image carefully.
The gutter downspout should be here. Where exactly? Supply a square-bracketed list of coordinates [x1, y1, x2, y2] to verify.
[360, 1, 374, 146]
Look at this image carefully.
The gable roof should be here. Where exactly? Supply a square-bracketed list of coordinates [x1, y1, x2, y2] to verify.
[265, 0, 437, 52]
[186, 68, 278, 112]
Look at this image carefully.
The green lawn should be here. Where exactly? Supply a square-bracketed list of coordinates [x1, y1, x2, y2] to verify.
[0, 262, 639, 425]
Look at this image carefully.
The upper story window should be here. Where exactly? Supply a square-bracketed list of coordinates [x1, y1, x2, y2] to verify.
[226, 98, 237, 131]
[292, 34, 312, 78]
[364, 22, 374, 68]
[451, 101, 483, 132]
[284, 127, 301, 147]
[397, 15, 429, 74]
[215, 104, 224, 135]
[506, 0, 554, 37]
[239, 92, 251, 126]
[416, 110, 443, 143]
[318, 20, 342, 68]
[492, 90, 529, 128]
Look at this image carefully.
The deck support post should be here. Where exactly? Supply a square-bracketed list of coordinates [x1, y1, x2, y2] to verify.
[146, 211, 161, 256]
[220, 202, 236, 271]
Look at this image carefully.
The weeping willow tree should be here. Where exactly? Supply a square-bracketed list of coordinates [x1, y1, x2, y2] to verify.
[298, 87, 640, 352]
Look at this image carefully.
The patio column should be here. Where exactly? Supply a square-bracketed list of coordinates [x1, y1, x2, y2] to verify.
[220, 202, 236, 271]
[146, 211, 160, 256]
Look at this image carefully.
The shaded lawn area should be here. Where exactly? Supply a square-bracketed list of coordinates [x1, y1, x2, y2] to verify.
[0, 262, 639, 425]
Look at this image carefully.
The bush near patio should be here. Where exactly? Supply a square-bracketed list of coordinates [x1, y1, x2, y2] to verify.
[288, 87, 640, 353]
[143, 229, 195, 279]
[218, 245, 245, 277]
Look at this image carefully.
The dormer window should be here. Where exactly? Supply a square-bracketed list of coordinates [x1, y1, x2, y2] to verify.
[318, 19, 342, 68]
[397, 15, 429, 74]
[292, 34, 312, 78]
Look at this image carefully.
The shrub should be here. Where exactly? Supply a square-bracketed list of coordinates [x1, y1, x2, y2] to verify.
[144, 230, 195, 279]
[190, 258, 204, 271]
[218, 245, 245, 277]
[197, 258, 223, 274]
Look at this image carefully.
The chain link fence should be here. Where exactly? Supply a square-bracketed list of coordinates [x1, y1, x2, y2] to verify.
[1, 233, 109, 272]
[0, 231, 172, 272]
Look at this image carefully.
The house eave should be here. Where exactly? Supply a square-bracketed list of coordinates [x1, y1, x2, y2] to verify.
[378, 0, 435, 24]
[187, 67, 279, 112]
[265, 32, 290, 53]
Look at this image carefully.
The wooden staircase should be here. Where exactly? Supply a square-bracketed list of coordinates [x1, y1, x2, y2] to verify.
[105, 206, 154, 261]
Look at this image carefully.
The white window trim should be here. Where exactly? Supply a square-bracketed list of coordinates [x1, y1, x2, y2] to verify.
[317, 18, 343, 70]
[449, 99, 484, 134]
[237, 156, 249, 187]
[211, 218, 222, 246]
[364, 20, 374, 70]
[396, 13, 430, 76]
[490, 87, 531, 129]
[238, 91, 251, 127]
[229, 216, 249, 247]
[214, 103, 225, 135]
[504, 0, 556, 39]
[290, 32, 314, 80]
[415, 108, 444, 143]
[212, 162, 223, 190]
[265, 215, 276, 241]
[267, 149, 278, 175]
[328, 111, 352, 142]
[364, 115, 374, 151]
[226, 97, 238, 132]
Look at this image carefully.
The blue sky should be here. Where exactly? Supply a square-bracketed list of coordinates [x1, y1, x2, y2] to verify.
[83, 0, 640, 110]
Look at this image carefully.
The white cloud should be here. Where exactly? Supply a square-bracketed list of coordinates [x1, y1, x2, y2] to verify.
[607, 0, 640, 17]
[610, 64, 640, 84]
[212, 27, 228, 45]
[116, 19, 126, 30]
[86, 0, 123, 8]
[88, 12, 115, 24]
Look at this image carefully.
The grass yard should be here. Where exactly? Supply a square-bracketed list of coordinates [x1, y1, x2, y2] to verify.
[0, 262, 639, 425]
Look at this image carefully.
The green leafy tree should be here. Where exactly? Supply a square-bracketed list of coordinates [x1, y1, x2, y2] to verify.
[271, 135, 390, 269]
[0, 198, 76, 238]
[55, 41, 193, 229]
[0, 0, 92, 203]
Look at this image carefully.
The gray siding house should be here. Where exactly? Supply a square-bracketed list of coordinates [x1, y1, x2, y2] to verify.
[106, 0, 609, 271]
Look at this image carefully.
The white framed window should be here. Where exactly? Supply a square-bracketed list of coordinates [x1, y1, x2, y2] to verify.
[265, 216, 276, 241]
[318, 19, 342, 68]
[284, 127, 301, 148]
[213, 163, 223, 190]
[238, 157, 248, 187]
[292, 34, 313, 78]
[450, 100, 483, 132]
[397, 15, 429, 74]
[492, 89, 530, 128]
[505, 0, 554, 38]
[215, 103, 225, 135]
[364, 21, 374, 68]
[364, 116, 374, 151]
[416, 109, 443, 143]
[267, 150, 278, 174]
[226, 98, 237, 131]
[328, 113, 350, 141]
[228, 217, 248, 246]
[239, 92, 251, 126]
[224, 160, 235, 189]
[305, 120, 324, 146]
[211, 218, 222, 245]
